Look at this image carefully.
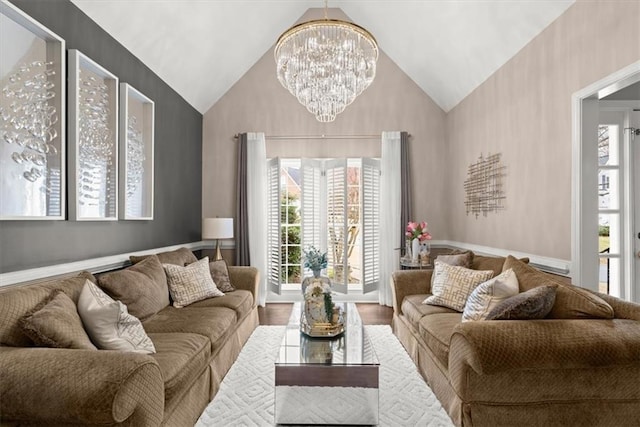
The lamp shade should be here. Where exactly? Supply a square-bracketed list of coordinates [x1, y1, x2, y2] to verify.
[202, 218, 234, 240]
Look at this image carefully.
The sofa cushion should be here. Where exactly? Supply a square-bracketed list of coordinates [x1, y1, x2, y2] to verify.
[98, 255, 169, 321]
[20, 290, 97, 350]
[470, 254, 530, 277]
[0, 271, 96, 347]
[418, 313, 462, 368]
[188, 290, 253, 320]
[143, 306, 236, 354]
[208, 260, 235, 292]
[462, 269, 520, 322]
[130, 247, 198, 266]
[78, 280, 156, 354]
[147, 332, 210, 402]
[424, 261, 494, 312]
[503, 256, 614, 319]
[401, 294, 458, 328]
[163, 257, 224, 308]
[486, 285, 557, 320]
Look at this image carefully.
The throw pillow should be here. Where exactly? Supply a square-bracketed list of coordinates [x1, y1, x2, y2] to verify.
[130, 247, 198, 266]
[20, 290, 96, 350]
[462, 268, 520, 322]
[77, 280, 156, 354]
[208, 259, 235, 292]
[163, 257, 224, 308]
[423, 261, 494, 312]
[486, 285, 557, 320]
[503, 256, 614, 319]
[436, 251, 472, 268]
[98, 255, 169, 321]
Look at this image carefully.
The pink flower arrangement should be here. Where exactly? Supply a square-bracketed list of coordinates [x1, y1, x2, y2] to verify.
[405, 221, 432, 242]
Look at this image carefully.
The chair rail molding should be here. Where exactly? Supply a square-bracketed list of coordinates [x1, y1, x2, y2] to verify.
[0, 241, 234, 288]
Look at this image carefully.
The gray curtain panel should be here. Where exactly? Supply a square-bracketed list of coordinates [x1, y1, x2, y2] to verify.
[400, 131, 412, 248]
[235, 133, 250, 265]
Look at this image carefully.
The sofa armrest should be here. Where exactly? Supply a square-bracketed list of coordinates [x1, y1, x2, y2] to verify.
[391, 270, 433, 315]
[449, 319, 640, 377]
[0, 347, 164, 426]
[594, 291, 640, 321]
[228, 266, 259, 307]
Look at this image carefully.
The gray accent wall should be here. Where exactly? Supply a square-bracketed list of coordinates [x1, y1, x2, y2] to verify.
[0, 0, 202, 272]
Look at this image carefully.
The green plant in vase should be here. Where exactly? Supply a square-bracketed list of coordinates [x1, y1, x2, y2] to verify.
[303, 246, 328, 277]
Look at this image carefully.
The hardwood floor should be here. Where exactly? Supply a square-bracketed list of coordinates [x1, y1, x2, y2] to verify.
[258, 303, 393, 326]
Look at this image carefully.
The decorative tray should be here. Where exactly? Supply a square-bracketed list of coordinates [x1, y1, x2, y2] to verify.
[300, 311, 345, 338]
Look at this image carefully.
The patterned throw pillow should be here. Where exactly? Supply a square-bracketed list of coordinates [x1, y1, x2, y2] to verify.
[423, 261, 494, 312]
[163, 257, 224, 308]
[486, 285, 557, 320]
[77, 280, 155, 354]
[21, 290, 97, 350]
[208, 260, 235, 292]
[462, 268, 520, 322]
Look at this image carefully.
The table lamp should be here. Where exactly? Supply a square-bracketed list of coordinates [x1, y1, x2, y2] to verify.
[202, 218, 234, 261]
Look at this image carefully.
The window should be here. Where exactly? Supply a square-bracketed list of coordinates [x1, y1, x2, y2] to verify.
[598, 123, 622, 296]
[267, 158, 380, 294]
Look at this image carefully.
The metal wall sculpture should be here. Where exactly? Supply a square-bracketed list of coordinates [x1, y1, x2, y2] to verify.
[464, 153, 506, 218]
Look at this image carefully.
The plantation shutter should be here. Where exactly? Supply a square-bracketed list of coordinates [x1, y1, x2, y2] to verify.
[267, 157, 282, 294]
[325, 158, 348, 294]
[362, 158, 381, 293]
[301, 159, 324, 277]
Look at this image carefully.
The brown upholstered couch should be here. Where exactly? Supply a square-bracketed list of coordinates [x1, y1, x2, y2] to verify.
[0, 248, 259, 426]
[391, 253, 640, 427]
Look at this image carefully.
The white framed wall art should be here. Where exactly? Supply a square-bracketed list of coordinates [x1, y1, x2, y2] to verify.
[68, 49, 118, 221]
[0, 0, 66, 220]
[119, 83, 154, 220]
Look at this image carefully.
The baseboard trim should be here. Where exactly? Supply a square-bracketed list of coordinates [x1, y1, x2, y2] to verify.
[0, 241, 219, 288]
[433, 240, 571, 276]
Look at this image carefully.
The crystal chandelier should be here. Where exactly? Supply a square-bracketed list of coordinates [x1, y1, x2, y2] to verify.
[274, 1, 378, 122]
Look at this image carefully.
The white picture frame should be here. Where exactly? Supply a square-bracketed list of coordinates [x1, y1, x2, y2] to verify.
[0, 0, 66, 220]
[119, 83, 154, 220]
[68, 49, 119, 221]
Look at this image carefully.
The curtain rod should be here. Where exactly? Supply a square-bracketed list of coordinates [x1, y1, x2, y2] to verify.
[233, 133, 410, 140]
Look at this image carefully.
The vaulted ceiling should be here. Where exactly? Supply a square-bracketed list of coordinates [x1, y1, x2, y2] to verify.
[70, 0, 575, 114]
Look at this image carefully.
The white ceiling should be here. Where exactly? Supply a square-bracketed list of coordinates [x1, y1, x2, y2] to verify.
[71, 0, 575, 114]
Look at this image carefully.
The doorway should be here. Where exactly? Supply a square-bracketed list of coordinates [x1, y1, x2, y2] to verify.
[572, 61, 640, 302]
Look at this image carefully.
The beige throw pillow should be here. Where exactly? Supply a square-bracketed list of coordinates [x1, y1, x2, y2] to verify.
[98, 255, 169, 321]
[130, 247, 197, 266]
[21, 290, 96, 350]
[423, 261, 494, 312]
[208, 260, 235, 293]
[462, 268, 520, 322]
[77, 280, 155, 354]
[163, 257, 224, 308]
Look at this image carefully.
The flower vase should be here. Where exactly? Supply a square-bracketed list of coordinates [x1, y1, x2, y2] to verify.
[412, 238, 420, 263]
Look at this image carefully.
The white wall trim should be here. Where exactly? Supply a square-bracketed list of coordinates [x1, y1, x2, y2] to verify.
[0, 241, 222, 288]
[435, 240, 571, 276]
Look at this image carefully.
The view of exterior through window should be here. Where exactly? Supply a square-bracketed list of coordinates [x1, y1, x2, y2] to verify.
[274, 158, 373, 291]
[598, 124, 620, 294]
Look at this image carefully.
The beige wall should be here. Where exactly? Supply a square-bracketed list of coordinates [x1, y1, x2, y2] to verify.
[445, 0, 640, 260]
[203, 10, 447, 237]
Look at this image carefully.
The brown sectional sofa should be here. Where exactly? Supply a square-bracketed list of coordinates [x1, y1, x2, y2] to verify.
[391, 253, 640, 427]
[0, 248, 259, 426]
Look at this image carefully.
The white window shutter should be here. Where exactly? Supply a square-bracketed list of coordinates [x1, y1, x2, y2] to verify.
[301, 159, 324, 277]
[267, 157, 282, 294]
[325, 158, 348, 294]
[362, 158, 381, 293]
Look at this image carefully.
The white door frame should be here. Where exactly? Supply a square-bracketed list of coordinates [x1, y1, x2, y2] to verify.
[572, 60, 640, 297]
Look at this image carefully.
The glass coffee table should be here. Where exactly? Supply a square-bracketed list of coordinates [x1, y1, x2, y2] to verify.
[274, 302, 379, 425]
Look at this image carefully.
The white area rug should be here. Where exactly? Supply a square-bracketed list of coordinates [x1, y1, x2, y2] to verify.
[196, 325, 454, 426]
